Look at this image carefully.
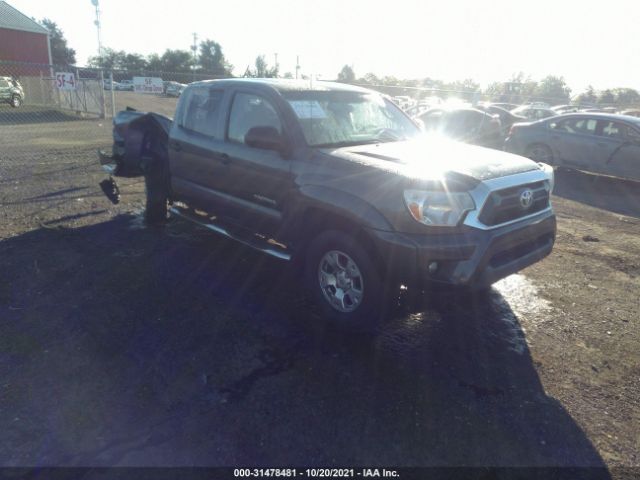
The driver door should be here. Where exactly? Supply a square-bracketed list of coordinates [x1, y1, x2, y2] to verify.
[219, 90, 293, 234]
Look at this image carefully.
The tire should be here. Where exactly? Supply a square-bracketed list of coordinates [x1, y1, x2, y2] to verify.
[143, 161, 168, 225]
[304, 230, 386, 331]
[525, 143, 553, 164]
[10, 95, 22, 108]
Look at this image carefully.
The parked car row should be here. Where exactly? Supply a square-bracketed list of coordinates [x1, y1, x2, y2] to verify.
[412, 102, 640, 182]
[505, 113, 640, 182]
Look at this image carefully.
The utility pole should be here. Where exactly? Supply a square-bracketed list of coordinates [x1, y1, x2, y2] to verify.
[191, 32, 198, 81]
[91, 0, 103, 57]
[274, 53, 278, 77]
[295, 55, 300, 79]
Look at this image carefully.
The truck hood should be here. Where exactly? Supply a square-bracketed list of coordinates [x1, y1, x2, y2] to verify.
[323, 137, 539, 184]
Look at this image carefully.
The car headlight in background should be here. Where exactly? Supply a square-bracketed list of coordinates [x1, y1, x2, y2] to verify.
[403, 190, 475, 227]
[537, 162, 555, 193]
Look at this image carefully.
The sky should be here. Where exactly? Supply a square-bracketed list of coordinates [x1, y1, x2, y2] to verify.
[6, 0, 640, 93]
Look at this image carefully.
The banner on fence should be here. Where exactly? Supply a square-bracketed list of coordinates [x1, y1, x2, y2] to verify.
[55, 72, 77, 90]
[133, 76, 163, 94]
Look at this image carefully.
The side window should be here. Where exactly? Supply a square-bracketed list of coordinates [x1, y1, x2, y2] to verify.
[181, 87, 224, 138]
[572, 118, 598, 135]
[599, 121, 626, 140]
[0, 78, 8, 88]
[228, 93, 282, 144]
[624, 126, 640, 142]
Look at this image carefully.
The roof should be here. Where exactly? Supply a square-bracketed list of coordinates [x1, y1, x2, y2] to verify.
[191, 78, 372, 94]
[0, 1, 48, 35]
[555, 112, 640, 125]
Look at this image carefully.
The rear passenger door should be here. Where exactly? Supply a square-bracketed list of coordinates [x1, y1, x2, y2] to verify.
[169, 86, 231, 211]
[599, 121, 640, 181]
[219, 90, 293, 233]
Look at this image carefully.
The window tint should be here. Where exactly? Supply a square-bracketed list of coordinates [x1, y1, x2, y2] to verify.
[552, 118, 597, 135]
[182, 87, 224, 138]
[599, 121, 637, 141]
[625, 126, 640, 142]
[228, 93, 281, 144]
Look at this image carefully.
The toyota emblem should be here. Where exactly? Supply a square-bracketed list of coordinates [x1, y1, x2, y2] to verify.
[520, 189, 534, 209]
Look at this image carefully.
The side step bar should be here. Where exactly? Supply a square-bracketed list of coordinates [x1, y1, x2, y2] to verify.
[169, 206, 291, 261]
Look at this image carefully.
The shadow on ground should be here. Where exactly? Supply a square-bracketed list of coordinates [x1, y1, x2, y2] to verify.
[0, 107, 87, 125]
[0, 214, 610, 476]
[553, 168, 640, 219]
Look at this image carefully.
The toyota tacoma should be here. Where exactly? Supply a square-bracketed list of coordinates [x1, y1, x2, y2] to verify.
[98, 79, 556, 329]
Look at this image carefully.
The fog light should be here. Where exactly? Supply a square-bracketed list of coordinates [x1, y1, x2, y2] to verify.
[428, 261, 439, 274]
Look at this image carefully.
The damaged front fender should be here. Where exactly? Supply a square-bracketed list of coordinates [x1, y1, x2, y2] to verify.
[98, 109, 172, 178]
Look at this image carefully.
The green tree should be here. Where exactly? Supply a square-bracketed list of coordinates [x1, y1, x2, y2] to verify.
[574, 85, 597, 105]
[612, 88, 640, 107]
[534, 75, 571, 104]
[87, 48, 125, 69]
[146, 53, 163, 72]
[337, 65, 355, 83]
[244, 55, 278, 78]
[41, 18, 76, 65]
[198, 39, 232, 75]
[598, 89, 615, 105]
[162, 49, 193, 72]
[121, 53, 148, 72]
[359, 73, 380, 85]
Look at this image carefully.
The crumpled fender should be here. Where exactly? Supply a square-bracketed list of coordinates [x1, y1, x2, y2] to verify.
[101, 109, 172, 177]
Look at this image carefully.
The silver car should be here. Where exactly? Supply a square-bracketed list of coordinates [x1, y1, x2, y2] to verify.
[505, 113, 640, 181]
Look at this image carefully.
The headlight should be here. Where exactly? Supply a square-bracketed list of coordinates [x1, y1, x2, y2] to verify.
[403, 190, 475, 227]
[538, 162, 555, 193]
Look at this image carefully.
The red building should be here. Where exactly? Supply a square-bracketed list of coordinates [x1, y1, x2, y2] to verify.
[0, 0, 52, 74]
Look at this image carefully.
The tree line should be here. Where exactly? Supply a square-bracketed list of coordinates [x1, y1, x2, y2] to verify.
[41, 18, 639, 107]
[337, 65, 640, 107]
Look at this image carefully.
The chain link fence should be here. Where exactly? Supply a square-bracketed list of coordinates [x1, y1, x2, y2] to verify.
[2, 59, 639, 166]
[0, 60, 229, 166]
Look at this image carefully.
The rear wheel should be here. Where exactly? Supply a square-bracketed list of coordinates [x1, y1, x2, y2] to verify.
[304, 230, 386, 331]
[525, 143, 553, 163]
[10, 95, 22, 108]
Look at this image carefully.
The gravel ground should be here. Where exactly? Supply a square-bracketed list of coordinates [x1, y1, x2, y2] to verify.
[0, 109, 639, 478]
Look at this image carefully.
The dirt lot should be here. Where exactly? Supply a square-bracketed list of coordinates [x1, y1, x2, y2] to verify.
[0, 108, 639, 476]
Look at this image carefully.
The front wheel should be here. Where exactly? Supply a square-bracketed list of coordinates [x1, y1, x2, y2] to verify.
[304, 230, 386, 331]
[10, 95, 22, 108]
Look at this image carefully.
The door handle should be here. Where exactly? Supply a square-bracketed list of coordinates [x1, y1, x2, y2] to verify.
[171, 141, 182, 152]
[220, 153, 231, 165]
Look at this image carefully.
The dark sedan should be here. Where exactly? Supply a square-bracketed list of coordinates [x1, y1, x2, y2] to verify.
[505, 113, 640, 181]
[416, 107, 503, 148]
[476, 104, 527, 136]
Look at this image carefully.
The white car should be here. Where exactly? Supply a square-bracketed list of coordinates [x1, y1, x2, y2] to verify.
[165, 82, 187, 97]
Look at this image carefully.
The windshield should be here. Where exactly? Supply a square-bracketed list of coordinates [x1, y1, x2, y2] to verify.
[283, 90, 421, 147]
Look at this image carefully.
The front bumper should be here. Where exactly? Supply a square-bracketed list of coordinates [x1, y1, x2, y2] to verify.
[368, 210, 556, 288]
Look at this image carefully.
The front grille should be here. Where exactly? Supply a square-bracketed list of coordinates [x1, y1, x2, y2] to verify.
[478, 181, 549, 226]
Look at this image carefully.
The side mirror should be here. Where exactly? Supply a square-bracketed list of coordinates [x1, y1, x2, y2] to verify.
[245, 126, 286, 154]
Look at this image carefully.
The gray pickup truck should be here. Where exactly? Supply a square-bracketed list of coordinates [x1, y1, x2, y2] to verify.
[99, 79, 556, 329]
